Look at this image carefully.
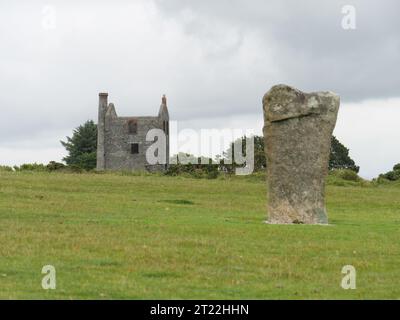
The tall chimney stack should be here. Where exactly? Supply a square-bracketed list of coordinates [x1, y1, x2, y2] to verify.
[97, 92, 108, 170]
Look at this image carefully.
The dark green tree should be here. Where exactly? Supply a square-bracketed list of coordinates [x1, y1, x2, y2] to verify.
[379, 163, 400, 181]
[61, 120, 97, 170]
[329, 136, 359, 173]
[252, 135, 266, 171]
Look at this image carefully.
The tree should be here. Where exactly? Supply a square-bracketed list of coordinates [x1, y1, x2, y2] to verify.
[169, 152, 199, 164]
[222, 136, 266, 172]
[61, 120, 97, 170]
[329, 136, 359, 173]
[379, 163, 400, 181]
[222, 135, 359, 173]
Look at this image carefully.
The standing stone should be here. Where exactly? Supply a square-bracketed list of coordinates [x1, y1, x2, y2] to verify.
[262, 84, 340, 224]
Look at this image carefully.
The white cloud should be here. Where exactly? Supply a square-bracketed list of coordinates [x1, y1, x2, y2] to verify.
[335, 98, 400, 179]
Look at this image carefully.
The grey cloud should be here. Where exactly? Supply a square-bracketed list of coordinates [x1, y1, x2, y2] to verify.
[155, 0, 400, 101]
[0, 0, 399, 176]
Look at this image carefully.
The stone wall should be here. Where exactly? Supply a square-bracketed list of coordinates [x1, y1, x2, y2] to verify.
[104, 116, 165, 171]
[97, 93, 169, 172]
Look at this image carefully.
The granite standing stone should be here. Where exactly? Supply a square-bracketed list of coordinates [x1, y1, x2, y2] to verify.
[262, 84, 340, 224]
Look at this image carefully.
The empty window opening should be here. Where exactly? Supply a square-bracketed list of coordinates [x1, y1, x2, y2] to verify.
[128, 120, 138, 134]
[131, 143, 139, 154]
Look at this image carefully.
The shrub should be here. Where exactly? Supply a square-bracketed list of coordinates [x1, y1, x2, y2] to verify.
[0, 165, 13, 172]
[330, 169, 360, 181]
[46, 161, 66, 171]
[13, 163, 48, 172]
[338, 169, 360, 181]
[192, 168, 205, 179]
[165, 163, 220, 179]
[326, 169, 367, 187]
[380, 170, 400, 181]
[165, 164, 179, 176]
[65, 164, 84, 173]
[379, 163, 400, 182]
[374, 176, 391, 185]
[206, 169, 219, 179]
[73, 152, 97, 171]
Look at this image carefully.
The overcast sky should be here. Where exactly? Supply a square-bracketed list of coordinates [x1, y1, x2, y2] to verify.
[0, 0, 399, 178]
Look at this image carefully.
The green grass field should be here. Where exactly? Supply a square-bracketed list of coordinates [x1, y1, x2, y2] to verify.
[0, 171, 399, 299]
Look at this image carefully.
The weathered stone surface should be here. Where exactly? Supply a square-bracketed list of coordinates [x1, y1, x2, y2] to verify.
[262, 84, 340, 224]
[97, 93, 170, 172]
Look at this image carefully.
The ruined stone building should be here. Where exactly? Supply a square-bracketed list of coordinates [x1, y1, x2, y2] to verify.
[96, 93, 170, 171]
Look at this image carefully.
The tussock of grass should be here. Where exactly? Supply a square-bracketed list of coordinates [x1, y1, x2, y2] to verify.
[159, 199, 195, 205]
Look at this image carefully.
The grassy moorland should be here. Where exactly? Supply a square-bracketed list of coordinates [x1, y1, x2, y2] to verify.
[0, 170, 399, 299]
